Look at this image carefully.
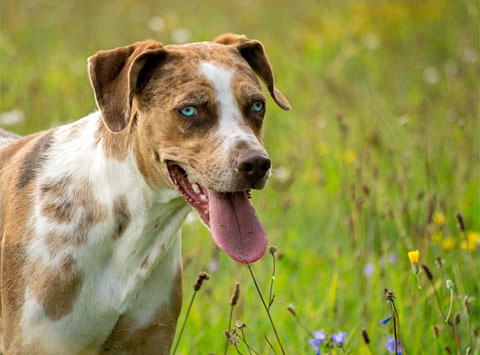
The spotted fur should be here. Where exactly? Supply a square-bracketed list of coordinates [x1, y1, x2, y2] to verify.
[0, 34, 290, 354]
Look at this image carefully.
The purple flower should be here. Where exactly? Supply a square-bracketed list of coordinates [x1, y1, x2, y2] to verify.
[364, 263, 374, 277]
[309, 330, 326, 350]
[380, 316, 392, 325]
[331, 331, 347, 344]
[386, 335, 404, 354]
[388, 253, 398, 264]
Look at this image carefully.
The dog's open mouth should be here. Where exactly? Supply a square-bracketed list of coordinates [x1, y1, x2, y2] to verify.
[167, 162, 267, 264]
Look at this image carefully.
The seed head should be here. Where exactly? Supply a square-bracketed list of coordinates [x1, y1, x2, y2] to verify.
[287, 304, 297, 317]
[229, 283, 240, 306]
[435, 257, 444, 268]
[384, 288, 396, 302]
[455, 212, 465, 232]
[194, 272, 210, 291]
[454, 312, 461, 324]
[444, 345, 452, 354]
[269, 246, 278, 256]
[421, 264, 434, 281]
[361, 329, 370, 344]
[235, 321, 246, 329]
[446, 279, 454, 290]
[432, 326, 439, 338]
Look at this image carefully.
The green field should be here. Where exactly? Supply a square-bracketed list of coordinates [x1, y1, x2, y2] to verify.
[1, 0, 478, 353]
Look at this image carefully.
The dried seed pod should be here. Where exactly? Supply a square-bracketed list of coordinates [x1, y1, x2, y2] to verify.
[230, 283, 240, 306]
[194, 272, 210, 291]
[455, 212, 465, 232]
[287, 304, 297, 317]
[422, 264, 434, 281]
[361, 329, 370, 344]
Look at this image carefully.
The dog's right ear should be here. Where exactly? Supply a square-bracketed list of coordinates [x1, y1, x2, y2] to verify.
[88, 41, 167, 132]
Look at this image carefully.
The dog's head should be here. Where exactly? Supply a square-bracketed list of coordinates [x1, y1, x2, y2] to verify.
[88, 34, 290, 263]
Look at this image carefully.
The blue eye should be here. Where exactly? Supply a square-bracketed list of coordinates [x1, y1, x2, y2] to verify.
[180, 106, 197, 117]
[252, 101, 264, 113]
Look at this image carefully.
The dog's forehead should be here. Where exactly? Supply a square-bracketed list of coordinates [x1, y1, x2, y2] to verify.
[165, 42, 257, 83]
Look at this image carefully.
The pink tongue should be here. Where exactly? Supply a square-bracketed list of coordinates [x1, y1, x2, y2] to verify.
[208, 190, 267, 264]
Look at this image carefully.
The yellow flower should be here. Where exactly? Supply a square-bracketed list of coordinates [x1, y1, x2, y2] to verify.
[315, 141, 331, 156]
[343, 149, 357, 164]
[460, 231, 480, 251]
[408, 250, 419, 264]
[433, 212, 446, 225]
[442, 237, 456, 250]
[431, 231, 443, 243]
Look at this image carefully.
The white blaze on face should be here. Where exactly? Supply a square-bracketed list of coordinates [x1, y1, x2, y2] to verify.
[199, 62, 260, 152]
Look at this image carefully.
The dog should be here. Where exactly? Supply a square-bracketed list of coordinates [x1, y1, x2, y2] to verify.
[0, 33, 290, 354]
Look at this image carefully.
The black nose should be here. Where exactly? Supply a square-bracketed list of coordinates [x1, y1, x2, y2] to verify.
[235, 151, 271, 184]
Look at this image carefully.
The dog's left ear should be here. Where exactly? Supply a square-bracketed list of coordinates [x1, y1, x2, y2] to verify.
[214, 34, 291, 111]
[88, 40, 167, 132]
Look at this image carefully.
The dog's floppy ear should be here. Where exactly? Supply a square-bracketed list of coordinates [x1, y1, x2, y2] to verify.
[214, 34, 291, 111]
[88, 40, 167, 132]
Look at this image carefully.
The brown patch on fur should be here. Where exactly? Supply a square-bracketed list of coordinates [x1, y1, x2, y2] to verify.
[17, 130, 54, 189]
[40, 177, 108, 227]
[0, 131, 51, 350]
[40, 177, 109, 255]
[113, 195, 130, 239]
[29, 255, 84, 321]
[101, 267, 182, 354]
[94, 118, 133, 161]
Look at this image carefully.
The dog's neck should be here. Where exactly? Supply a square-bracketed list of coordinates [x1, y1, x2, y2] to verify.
[38, 111, 191, 313]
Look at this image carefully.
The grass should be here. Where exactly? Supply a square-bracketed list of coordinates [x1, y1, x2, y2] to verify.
[1, 0, 478, 353]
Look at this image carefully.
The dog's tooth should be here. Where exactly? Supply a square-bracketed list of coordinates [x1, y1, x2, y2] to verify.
[200, 194, 208, 202]
[192, 183, 200, 194]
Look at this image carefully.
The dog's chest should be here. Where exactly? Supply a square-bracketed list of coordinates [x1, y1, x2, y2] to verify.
[20, 135, 191, 353]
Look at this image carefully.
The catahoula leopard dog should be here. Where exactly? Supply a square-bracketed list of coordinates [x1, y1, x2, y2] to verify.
[0, 33, 290, 354]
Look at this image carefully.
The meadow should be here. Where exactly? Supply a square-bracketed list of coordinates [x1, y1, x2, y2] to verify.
[1, 0, 478, 353]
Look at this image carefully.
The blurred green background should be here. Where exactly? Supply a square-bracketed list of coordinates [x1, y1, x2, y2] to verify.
[1, 0, 479, 353]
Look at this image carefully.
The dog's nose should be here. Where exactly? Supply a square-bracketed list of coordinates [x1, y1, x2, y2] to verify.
[235, 151, 271, 184]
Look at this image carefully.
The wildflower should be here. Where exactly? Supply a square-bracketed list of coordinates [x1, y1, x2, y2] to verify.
[388, 253, 398, 264]
[309, 330, 327, 350]
[433, 212, 446, 225]
[408, 250, 419, 264]
[386, 335, 404, 354]
[461, 231, 480, 251]
[332, 331, 347, 344]
[380, 316, 392, 325]
[343, 149, 357, 164]
[446, 279, 454, 290]
[363, 263, 374, 277]
[442, 237, 455, 250]
[408, 250, 419, 273]
[431, 231, 442, 243]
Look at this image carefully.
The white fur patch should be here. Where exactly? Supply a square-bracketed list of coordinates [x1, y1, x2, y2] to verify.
[199, 62, 259, 149]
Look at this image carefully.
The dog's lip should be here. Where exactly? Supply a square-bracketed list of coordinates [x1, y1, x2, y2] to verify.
[167, 162, 210, 224]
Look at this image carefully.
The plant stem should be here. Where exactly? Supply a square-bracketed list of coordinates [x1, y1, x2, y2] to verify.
[248, 265, 286, 355]
[268, 253, 276, 310]
[265, 336, 278, 355]
[172, 291, 197, 355]
[224, 305, 234, 355]
[445, 287, 454, 322]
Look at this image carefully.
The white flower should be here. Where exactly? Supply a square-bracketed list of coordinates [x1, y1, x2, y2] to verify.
[148, 17, 166, 32]
[171, 28, 191, 44]
[423, 66, 440, 85]
[0, 109, 25, 125]
[363, 33, 380, 50]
